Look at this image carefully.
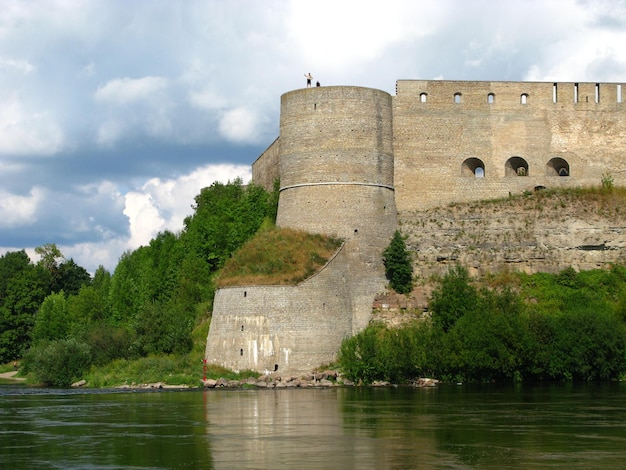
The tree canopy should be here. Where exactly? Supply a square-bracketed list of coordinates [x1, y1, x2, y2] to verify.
[9, 179, 279, 385]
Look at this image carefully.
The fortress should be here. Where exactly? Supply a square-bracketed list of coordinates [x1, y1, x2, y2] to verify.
[205, 80, 626, 374]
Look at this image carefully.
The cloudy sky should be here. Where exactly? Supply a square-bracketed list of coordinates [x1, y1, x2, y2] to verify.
[2, 0, 626, 273]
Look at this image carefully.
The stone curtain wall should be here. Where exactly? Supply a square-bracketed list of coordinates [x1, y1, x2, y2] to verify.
[251, 137, 280, 192]
[393, 80, 626, 212]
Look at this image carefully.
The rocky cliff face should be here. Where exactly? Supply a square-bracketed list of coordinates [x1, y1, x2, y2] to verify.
[399, 189, 626, 281]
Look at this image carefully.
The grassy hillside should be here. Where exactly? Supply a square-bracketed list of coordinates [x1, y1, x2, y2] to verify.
[216, 225, 343, 287]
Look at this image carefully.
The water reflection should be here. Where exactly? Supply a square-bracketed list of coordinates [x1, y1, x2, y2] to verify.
[1, 383, 626, 469]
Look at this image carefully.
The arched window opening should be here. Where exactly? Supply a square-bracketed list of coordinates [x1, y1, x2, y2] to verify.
[546, 157, 570, 177]
[420, 92, 428, 103]
[520, 93, 529, 105]
[505, 156, 529, 177]
[487, 93, 495, 104]
[461, 158, 485, 178]
[454, 92, 462, 104]
[240, 349, 244, 356]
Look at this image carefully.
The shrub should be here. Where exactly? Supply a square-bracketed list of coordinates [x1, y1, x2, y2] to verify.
[601, 172, 614, 192]
[429, 265, 479, 332]
[82, 323, 136, 365]
[133, 302, 194, 356]
[22, 338, 92, 387]
[338, 322, 431, 384]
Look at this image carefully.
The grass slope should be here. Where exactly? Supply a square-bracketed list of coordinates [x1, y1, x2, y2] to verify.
[217, 226, 343, 287]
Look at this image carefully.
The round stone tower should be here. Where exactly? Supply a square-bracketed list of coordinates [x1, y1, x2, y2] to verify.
[276, 86, 397, 333]
[277, 86, 397, 258]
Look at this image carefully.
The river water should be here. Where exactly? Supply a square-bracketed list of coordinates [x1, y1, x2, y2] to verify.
[1, 382, 625, 469]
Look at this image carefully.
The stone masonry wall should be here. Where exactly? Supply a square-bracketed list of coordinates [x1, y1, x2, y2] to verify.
[393, 80, 626, 212]
[251, 137, 279, 191]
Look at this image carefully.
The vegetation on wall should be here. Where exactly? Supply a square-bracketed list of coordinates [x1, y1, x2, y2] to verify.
[339, 265, 626, 384]
[217, 224, 342, 287]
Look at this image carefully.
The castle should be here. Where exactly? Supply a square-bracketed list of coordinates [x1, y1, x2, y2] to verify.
[205, 80, 626, 374]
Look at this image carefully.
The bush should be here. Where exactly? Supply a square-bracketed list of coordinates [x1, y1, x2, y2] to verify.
[339, 267, 626, 384]
[338, 322, 430, 384]
[22, 338, 92, 387]
[134, 303, 194, 356]
[82, 323, 136, 365]
[429, 265, 478, 332]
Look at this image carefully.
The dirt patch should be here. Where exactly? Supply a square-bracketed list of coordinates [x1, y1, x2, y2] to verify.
[0, 371, 25, 381]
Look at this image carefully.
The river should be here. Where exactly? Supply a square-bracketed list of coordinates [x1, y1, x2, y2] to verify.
[1, 382, 625, 469]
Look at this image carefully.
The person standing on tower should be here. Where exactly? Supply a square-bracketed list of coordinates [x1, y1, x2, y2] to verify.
[305, 73, 313, 88]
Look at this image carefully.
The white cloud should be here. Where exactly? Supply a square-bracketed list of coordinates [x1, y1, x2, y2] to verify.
[285, 0, 438, 70]
[94, 76, 168, 105]
[0, 187, 43, 228]
[123, 191, 165, 249]
[188, 88, 229, 111]
[94, 76, 173, 145]
[218, 107, 261, 143]
[0, 57, 34, 74]
[62, 238, 130, 275]
[0, 95, 64, 155]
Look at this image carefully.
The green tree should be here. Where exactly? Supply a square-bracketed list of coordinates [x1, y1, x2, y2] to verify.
[35, 243, 63, 273]
[0, 264, 49, 362]
[181, 179, 274, 272]
[134, 302, 193, 355]
[382, 230, 413, 294]
[31, 291, 71, 343]
[56, 259, 91, 295]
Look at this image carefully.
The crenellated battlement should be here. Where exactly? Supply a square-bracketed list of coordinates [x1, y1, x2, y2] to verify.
[395, 80, 624, 108]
